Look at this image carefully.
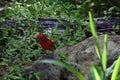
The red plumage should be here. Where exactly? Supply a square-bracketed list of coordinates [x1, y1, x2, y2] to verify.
[36, 34, 55, 51]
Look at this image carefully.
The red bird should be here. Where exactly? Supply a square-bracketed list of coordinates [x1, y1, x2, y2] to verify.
[36, 34, 55, 51]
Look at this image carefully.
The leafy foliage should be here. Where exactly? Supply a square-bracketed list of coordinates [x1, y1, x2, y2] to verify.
[0, 0, 120, 80]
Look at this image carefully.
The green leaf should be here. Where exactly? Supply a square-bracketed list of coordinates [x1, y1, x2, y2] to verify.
[70, 62, 88, 74]
[106, 60, 116, 77]
[40, 60, 85, 80]
[88, 11, 101, 59]
[0, 62, 8, 66]
[102, 34, 108, 72]
[93, 67, 101, 80]
[111, 56, 120, 80]
[90, 64, 105, 80]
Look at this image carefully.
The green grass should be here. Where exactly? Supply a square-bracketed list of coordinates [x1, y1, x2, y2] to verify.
[0, 0, 120, 80]
[0, 0, 89, 79]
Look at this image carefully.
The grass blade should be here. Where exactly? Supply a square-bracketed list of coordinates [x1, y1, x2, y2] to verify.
[93, 67, 101, 80]
[88, 11, 101, 59]
[102, 34, 108, 72]
[111, 56, 120, 80]
[40, 60, 85, 80]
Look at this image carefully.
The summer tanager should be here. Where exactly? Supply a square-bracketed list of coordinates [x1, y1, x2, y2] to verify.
[36, 34, 55, 51]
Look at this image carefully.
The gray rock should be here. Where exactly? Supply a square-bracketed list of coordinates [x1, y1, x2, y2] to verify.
[55, 34, 120, 80]
[24, 54, 62, 80]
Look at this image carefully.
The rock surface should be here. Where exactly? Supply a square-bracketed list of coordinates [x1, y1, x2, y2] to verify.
[24, 53, 62, 80]
[55, 34, 120, 80]
[24, 34, 120, 80]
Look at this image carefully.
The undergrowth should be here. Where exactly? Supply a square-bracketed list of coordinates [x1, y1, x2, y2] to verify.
[0, 0, 120, 80]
